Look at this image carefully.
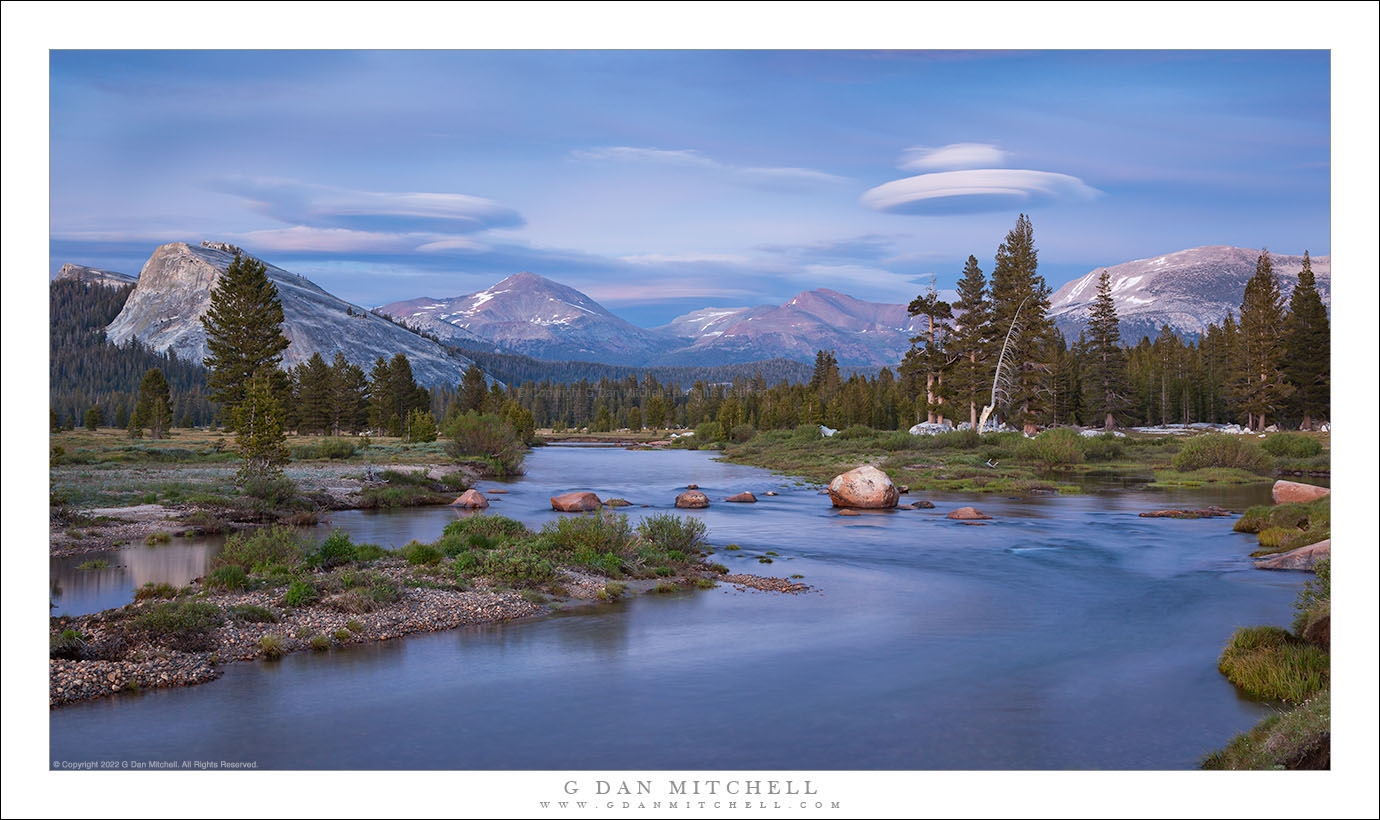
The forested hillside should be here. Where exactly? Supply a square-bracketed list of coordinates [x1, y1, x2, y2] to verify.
[49, 279, 215, 428]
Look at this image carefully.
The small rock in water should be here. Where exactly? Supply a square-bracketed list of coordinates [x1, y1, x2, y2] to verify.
[838, 509, 860, 516]
[947, 506, 992, 520]
[450, 489, 489, 509]
[551, 491, 602, 512]
[724, 492, 757, 503]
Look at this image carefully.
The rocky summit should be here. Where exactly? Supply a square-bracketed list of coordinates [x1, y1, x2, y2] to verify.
[54, 263, 138, 289]
[103, 241, 480, 386]
[1049, 246, 1330, 342]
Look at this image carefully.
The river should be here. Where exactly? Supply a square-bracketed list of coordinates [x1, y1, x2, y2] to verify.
[49, 445, 1302, 769]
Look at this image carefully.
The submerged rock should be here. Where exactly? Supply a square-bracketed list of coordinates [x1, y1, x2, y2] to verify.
[724, 492, 757, 503]
[912, 500, 936, 509]
[827, 465, 899, 509]
[1271, 480, 1330, 505]
[551, 491, 602, 512]
[675, 490, 710, 509]
[838, 509, 860, 516]
[1255, 539, 1330, 571]
[947, 506, 992, 520]
[450, 489, 489, 509]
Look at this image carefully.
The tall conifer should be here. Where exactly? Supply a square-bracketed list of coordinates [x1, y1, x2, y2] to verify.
[1283, 251, 1330, 428]
[201, 253, 290, 419]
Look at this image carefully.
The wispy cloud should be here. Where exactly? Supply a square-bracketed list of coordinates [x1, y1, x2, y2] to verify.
[572, 145, 849, 191]
[211, 177, 524, 234]
[900, 143, 1010, 171]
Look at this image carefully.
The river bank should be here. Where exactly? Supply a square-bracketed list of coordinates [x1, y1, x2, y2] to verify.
[49, 502, 783, 708]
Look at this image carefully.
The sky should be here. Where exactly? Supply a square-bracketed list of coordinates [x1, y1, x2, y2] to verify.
[48, 49, 1330, 326]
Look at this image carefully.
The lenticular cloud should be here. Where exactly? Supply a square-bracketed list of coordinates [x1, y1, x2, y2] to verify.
[861, 168, 1101, 215]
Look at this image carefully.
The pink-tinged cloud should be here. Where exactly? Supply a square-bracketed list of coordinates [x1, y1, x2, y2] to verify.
[862, 169, 1101, 215]
[572, 145, 848, 190]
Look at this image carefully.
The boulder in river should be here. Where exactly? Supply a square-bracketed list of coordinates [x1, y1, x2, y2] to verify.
[604, 498, 632, 507]
[1138, 507, 1231, 519]
[685, 484, 699, 490]
[675, 490, 710, 509]
[1254, 539, 1329, 571]
[724, 492, 757, 503]
[551, 491, 602, 512]
[450, 489, 489, 509]
[947, 506, 992, 520]
[827, 465, 899, 509]
[838, 509, 860, 516]
[912, 499, 936, 509]
[1271, 480, 1330, 505]
[764, 491, 779, 496]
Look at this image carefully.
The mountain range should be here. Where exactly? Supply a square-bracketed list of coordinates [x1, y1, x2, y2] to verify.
[103, 242, 479, 386]
[1049, 246, 1330, 342]
[60, 242, 1331, 381]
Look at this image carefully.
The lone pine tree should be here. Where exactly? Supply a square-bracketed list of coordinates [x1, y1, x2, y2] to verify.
[989, 214, 1054, 433]
[201, 253, 291, 420]
[1084, 270, 1131, 429]
[133, 367, 174, 439]
[1283, 250, 1330, 429]
[235, 368, 290, 481]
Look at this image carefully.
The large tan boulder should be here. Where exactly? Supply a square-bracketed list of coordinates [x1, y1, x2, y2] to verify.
[675, 490, 710, 509]
[827, 466, 899, 509]
[551, 491, 602, 512]
[1254, 539, 1330, 571]
[1272, 480, 1330, 505]
[450, 489, 489, 509]
[947, 506, 992, 520]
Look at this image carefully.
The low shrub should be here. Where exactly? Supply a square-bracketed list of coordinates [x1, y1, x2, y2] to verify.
[206, 565, 249, 591]
[541, 512, 637, 556]
[259, 633, 287, 659]
[399, 541, 443, 566]
[50, 628, 87, 659]
[1291, 559, 1330, 637]
[144, 532, 172, 546]
[318, 437, 359, 460]
[132, 601, 224, 650]
[836, 424, 874, 440]
[442, 515, 529, 542]
[1218, 626, 1329, 704]
[240, 475, 299, 507]
[227, 604, 279, 623]
[282, 580, 319, 607]
[1260, 433, 1323, 459]
[313, 528, 358, 569]
[1171, 434, 1273, 473]
[332, 628, 353, 642]
[1082, 433, 1126, 462]
[483, 548, 558, 584]
[1017, 428, 1086, 469]
[1256, 527, 1297, 549]
[216, 526, 305, 572]
[351, 542, 388, 562]
[729, 423, 757, 443]
[76, 559, 110, 571]
[636, 513, 708, 553]
[134, 582, 179, 600]
[345, 619, 365, 633]
[437, 471, 470, 491]
[309, 634, 331, 651]
[444, 411, 526, 476]
[653, 582, 678, 593]
[597, 581, 629, 602]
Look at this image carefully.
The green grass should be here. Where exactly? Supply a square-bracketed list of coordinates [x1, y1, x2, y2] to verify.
[75, 559, 110, 571]
[50, 628, 87, 659]
[1200, 691, 1329, 769]
[131, 601, 224, 650]
[1234, 498, 1329, 555]
[1170, 434, 1273, 473]
[597, 581, 629, 602]
[206, 565, 250, 591]
[345, 619, 365, 633]
[281, 579, 319, 607]
[144, 531, 172, 545]
[332, 628, 353, 642]
[1147, 467, 1272, 487]
[216, 526, 306, 572]
[1218, 626, 1329, 704]
[309, 634, 331, 651]
[259, 633, 287, 659]
[133, 582, 180, 600]
[226, 603, 279, 623]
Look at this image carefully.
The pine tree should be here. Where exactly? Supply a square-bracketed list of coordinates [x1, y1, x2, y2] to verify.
[1083, 270, 1131, 429]
[295, 352, 334, 435]
[903, 281, 954, 423]
[946, 256, 992, 427]
[810, 350, 840, 399]
[459, 364, 487, 413]
[1234, 250, 1294, 429]
[201, 253, 291, 422]
[329, 352, 370, 434]
[134, 367, 174, 439]
[645, 393, 667, 430]
[235, 368, 290, 481]
[989, 214, 1054, 433]
[404, 408, 438, 443]
[84, 405, 103, 431]
[1283, 251, 1330, 428]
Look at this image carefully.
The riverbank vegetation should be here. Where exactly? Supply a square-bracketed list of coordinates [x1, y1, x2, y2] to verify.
[1202, 559, 1331, 769]
[50, 513, 723, 706]
[1233, 497, 1330, 556]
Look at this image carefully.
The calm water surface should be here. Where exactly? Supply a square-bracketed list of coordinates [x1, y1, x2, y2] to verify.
[50, 446, 1301, 769]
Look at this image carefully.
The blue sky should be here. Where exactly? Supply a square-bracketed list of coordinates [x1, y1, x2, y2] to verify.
[49, 49, 1330, 326]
